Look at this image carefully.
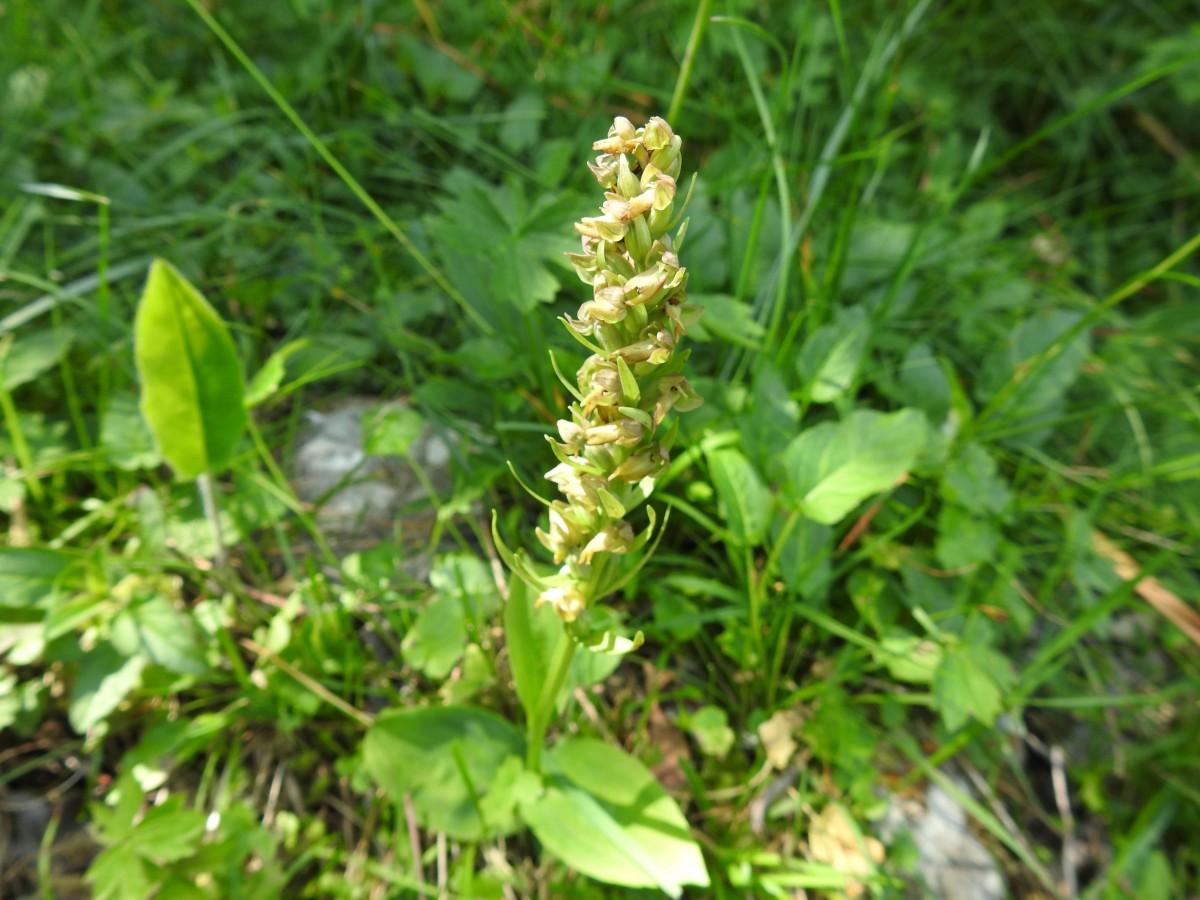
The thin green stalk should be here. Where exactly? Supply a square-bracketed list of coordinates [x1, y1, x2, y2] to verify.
[745, 545, 766, 673]
[763, 510, 803, 705]
[667, 0, 713, 124]
[196, 473, 227, 569]
[38, 807, 61, 900]
[95, 198, 112, 418]
[51, 303, 97, 480]
[526, 627, 577, 774]
[730, 27, 794, 360]
[182, 0, 494, 335]
[0, 345, 44, 504]
[245, 417, 340, 568]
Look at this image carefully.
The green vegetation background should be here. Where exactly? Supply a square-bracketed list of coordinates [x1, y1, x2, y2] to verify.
[2, 0, 1198, 897]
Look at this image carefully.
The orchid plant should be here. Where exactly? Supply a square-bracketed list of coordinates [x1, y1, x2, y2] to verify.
[493, 113, 704, 761]
[365, 116, 710, 898]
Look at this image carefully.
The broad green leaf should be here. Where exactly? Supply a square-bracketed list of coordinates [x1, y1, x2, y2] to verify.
[89, 772, 146, 844]
[782, 408, 927, 525]
[401, 593, 468, 679]
[404, 552, 502, 679]
[87, 847, 151, 900]
[86, 776, 205, 900]
[69, 641, 146, 733]
[772, 515, 833, 601]
[521, 738, 709, 897]
[687, 293, 765, 350]
[48, 592, 118, 643]
[651, 592, 701, 641]
[933, 643, 1014, 732]
[498, 92, 545, 153]
[428, 169, 573, 318]
[707, 447, 773, 546]
[0, 671, 41, 732]
[1134, 850, 1174, 900]
[0, 327, 68, 390]
[399, 33, 483, 103]
[504, 576, 622, 704]
[797, 305, 869, 403]
[0, 547, 77, 614]
[977, 308, 1090, 437]
[100, 393, 161, 471]
[491, 245, 559, 313]
[942, 443, 1010, 514]
[363, 705, 524, 841]
[894, 342, 952, 423]
[875, 629, 942, 684]
[684, 706, 735, 758]
[440, 642, 495, 705]
[449, 336, 528, 380]
[477, 754, 541, 837]
[935, 504, 1000, 569]
[110, 595, 207, 676]
[134, 259, 246, 480]
[743, 362, 799, 482]
[362, 404, 425, 457]
[842, 218, 917, 291]
[428, 553, 500, 617]
[124, 796, 206, 862]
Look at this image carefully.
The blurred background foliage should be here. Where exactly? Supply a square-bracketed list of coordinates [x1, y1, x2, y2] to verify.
[2, 0, 1199, 896]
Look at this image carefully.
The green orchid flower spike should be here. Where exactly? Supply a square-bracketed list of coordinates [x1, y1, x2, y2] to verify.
[496, 115, 702, 644]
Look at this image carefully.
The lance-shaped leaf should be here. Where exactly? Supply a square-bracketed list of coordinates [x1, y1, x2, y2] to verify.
[134, 259, 246, 481]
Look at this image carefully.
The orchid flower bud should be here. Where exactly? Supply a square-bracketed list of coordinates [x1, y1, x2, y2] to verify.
[642, 117, 675, 150]
[555, 418, 586, 453]
[585, 417, 644, 447]
[576, 214, 627, 243]
[587, 154, 619, 188]
[610, 443, 669, 482]
[579, 285, 628, 325]
[616, 153, 641, 198]
[578, 521, 634, 564]
[536, 585, 588, 622]
[652, 375, 703, 425]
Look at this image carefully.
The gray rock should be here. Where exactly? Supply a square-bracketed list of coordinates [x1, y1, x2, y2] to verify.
[290, 397, 454, 565]
[881, 776, 1006, 900]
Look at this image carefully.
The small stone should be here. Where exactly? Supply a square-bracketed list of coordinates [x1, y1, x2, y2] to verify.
[880, 775, 1005, 900]
[290, 397, 454, 569]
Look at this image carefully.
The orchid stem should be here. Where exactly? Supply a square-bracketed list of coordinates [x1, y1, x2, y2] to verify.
[526, 628, 577, 774]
